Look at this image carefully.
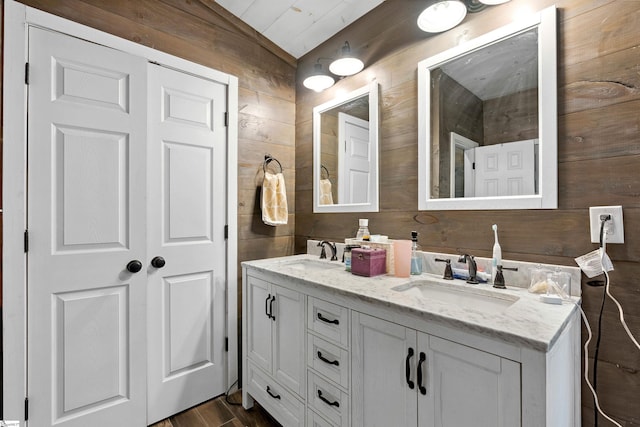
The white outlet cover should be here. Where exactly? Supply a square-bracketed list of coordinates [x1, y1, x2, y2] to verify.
[589, 205, 624, 244]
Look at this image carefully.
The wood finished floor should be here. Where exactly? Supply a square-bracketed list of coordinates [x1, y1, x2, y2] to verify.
[150, 391, 281, 427]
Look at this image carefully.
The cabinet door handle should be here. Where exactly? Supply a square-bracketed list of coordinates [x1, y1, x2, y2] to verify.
[417, 351, 427, 395]
[317, 390, 340, 408]
[266, 386, 281, 400]
[405, 347, 415, 389]
[317, 312, 339, 325]
[269, 296, 276, 321]
[317, 351, 340, 366]
[265, 294, 272, 319]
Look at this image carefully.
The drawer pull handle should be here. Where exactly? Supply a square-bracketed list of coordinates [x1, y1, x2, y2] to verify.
[269, 295, 276, 321]
[317, 390, 340, 408]
[265, 294, 272, 319]
[266, 386, 281, 400]
[405, 347, 415, 389]
[317, 312, 339, 325]
[417, 351, 427, 395]
[317, 351, 340, 366]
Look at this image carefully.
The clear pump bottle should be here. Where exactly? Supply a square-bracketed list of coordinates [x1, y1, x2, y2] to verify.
[410, 231, 423, 275]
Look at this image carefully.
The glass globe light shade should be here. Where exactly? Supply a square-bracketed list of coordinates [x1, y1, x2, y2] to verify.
[417, 0, 467, 33]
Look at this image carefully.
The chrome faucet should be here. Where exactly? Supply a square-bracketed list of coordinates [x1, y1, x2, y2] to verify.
[318, 241, 338, 261]
[458, 254, 478, 284]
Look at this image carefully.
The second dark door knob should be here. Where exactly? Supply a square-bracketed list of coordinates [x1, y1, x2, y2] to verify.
[151, 256, 166, 269]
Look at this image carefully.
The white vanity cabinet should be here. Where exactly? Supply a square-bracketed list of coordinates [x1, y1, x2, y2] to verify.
[243, 273, 306, 425]
[352, 312, 520, 427]
[242, 256, 581, 427]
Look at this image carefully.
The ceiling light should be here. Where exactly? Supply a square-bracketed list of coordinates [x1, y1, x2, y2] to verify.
[417, 1, 467, 33]
[479, 0, 511, 4]
[329, 41, 364, 76]
[303, 62, 335, 92]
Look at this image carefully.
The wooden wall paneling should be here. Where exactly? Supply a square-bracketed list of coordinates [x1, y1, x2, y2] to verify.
[560, 100, 640, 162]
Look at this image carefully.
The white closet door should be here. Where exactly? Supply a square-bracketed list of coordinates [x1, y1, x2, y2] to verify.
[474, 140, 536, 197]
[338, 112, 371, 204]
[27, 27, 148, 427]
[146, 64, 228, 424]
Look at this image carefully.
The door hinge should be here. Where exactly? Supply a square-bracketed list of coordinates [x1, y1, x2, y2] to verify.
[25, 62, 30, 85]
[24, 230, 29, 253]
[225, 337, 229, 352]
[25, 397, 29, 421]
[224, 112, 228, 127]
[224, 225, 229, 240]
[472, 162, 476, 170]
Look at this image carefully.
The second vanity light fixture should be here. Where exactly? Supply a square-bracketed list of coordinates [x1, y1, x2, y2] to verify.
[303, 41, 364, 92]
[417, 0, 511, 33]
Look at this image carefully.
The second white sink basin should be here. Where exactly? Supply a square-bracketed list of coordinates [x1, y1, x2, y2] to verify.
[281, 258, 343, 271]
[392, 280, 519, 313]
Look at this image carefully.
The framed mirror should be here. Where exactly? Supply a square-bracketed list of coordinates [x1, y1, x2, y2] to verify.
[313, 82, 379, 213]
[418, 6, 557, 210]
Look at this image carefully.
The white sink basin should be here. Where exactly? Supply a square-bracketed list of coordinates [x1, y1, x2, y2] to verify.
[392, 280, 518, 312]
[281, 258, 343, 271]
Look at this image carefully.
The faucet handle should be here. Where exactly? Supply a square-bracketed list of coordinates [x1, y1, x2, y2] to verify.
[435, 258, 454, 280]
[493, 265, 518, 289]
[317, 241, 327, 259]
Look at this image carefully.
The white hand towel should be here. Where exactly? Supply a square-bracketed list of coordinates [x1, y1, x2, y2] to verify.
[262, 171, 288, 226]
[319, 178, 334, 205]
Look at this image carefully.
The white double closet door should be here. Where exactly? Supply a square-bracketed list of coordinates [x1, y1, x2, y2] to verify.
[27, 27, 227, 426]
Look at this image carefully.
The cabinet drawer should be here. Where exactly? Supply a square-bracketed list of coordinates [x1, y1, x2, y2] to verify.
[307, 408, 337, 427]
[308, 297, 349, 348]
[308, 371, 350, 427]
[246, 361, 304, 427]
[307, 334, 349, 389]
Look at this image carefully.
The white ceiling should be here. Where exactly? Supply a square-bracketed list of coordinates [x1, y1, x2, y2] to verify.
[214, 0, 385, 58]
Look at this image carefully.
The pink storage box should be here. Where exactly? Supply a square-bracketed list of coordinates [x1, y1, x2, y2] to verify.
[351, 248, 387, 277]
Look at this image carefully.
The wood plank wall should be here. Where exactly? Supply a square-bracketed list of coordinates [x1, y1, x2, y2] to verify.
[295, 0, 640, 424]
[3, 0, 297, 307]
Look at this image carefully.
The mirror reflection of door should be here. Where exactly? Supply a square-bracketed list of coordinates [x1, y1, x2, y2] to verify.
[450, 132, 478, 198]
[473, 139, 537, 197]
[338, 112, 371, 204]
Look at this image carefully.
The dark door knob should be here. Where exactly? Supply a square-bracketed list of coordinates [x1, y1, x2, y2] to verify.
[151, 256, 166, 269]
[126, 260, 143, 273]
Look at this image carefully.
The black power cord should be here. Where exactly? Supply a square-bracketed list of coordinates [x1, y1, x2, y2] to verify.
[224, 379, 242, 406]
[592, 216, 611, 426]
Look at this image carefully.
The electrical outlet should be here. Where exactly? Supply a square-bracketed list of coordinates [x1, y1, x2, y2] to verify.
[589, 206, 624, 244]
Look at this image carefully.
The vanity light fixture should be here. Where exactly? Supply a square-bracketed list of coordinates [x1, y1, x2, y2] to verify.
[417, 0, 467, 33]
[303, 61, 335, 92]
[479, 0, 511, 4]
[329, 41, 364, 76]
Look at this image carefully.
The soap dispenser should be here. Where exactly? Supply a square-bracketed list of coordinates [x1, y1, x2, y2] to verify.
[410, 231, 422, 275]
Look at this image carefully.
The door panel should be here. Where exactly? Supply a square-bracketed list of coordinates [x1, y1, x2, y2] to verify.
[147, 64, 227, 424]
[352, 312, 417, 427]
[55, 287, 129, 415]
[57, 126, 129, 249]
[338, 112, 371, 204]
[474, 140, 536, 197]
[246, 276, 273, 372]
[273, 286, 305, 395]
[164, 142, 213, 242]
[28, 27, 147, 427]
[418, 334, 521, 427]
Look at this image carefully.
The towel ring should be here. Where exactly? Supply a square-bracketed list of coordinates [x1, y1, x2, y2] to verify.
[263, 155, 283, 173]
[321, 165, 330, 179]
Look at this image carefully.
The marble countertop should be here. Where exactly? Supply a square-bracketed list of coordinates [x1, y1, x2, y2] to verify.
[243, 254, 581, 352]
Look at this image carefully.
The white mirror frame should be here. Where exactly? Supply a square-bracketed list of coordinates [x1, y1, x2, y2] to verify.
[418, 6, 557, 210]
[313, 82, 380, 213]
